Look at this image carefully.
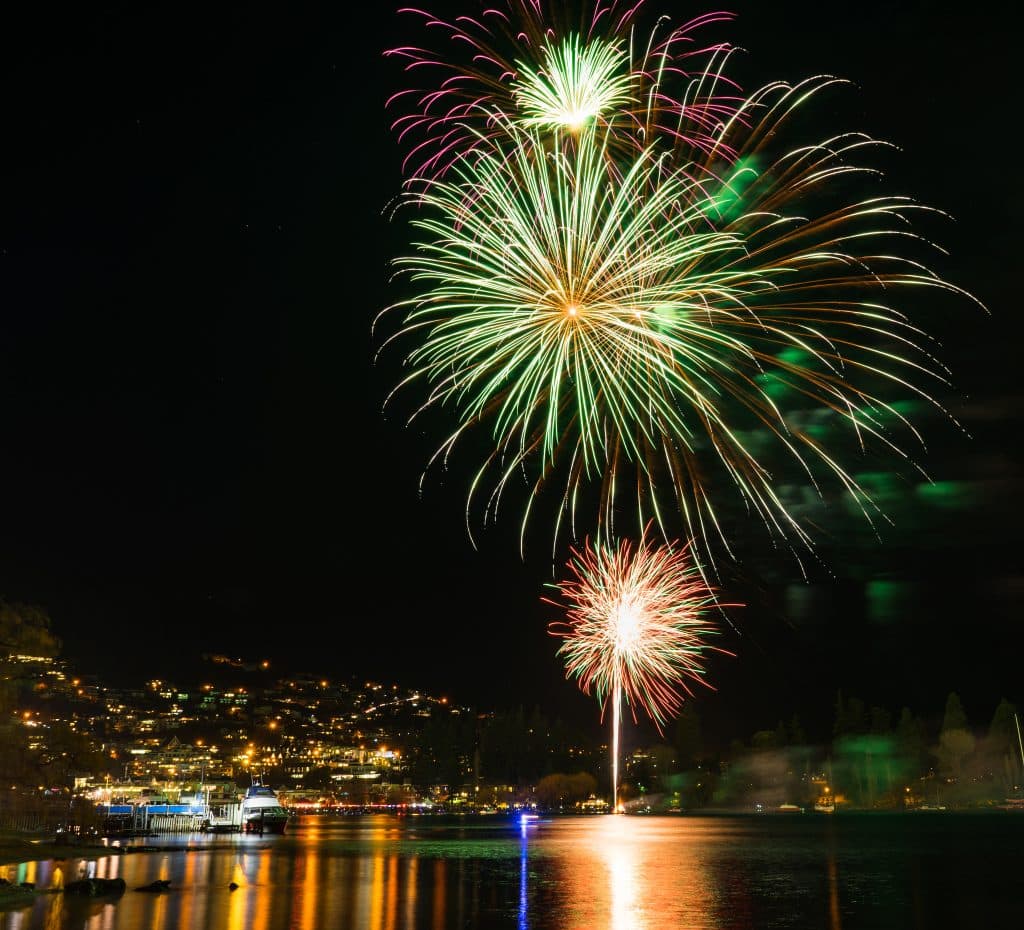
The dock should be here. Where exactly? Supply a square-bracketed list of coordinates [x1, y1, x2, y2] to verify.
[101, 801, 244, 836]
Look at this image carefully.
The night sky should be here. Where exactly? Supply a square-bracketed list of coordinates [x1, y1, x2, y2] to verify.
[1, 1, 1021, 743]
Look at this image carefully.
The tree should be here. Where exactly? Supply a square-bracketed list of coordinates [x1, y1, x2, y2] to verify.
[984, 698, 1021, 794]
[869, 706, 892, 735]
[895, 707, 927, 776]
[34, 722, 117, 784]
[986, 698, 1018, 757]
[941, 693, 968, 734]
[535, 772, 597, 809]
[0, 600, 61, 714]
[833, 691, 866, 739]
[936, 693, 974, 781]
[751, 729, 779, 752]
[937, 728, 975, 780]
[0, 600, 62, 787]
[0, 600, 60, 658]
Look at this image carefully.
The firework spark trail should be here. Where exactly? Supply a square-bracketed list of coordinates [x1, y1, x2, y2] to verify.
[547, 534, 733, 808]
[380, 2, 982, 576]
[379, 89, 977, 565]
[385, 0, 743, 178]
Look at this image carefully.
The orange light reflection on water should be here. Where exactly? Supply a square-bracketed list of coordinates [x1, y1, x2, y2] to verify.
[150, 868, 168, 930]
[2, 814, 751, 930]
[827, 847, 842, 930]
[555, 816, 718, 930]
[404, 855, 419, 928]
[42, 868, 64, 930]
[385, 854, 399, 930]
[251, 851, 271, 930]
[432, 858, 446, 930]
[175, 850, 197, 930]
[226, 861, 248, 930]
[368, 855, 385, 930]
[607, 831, 643, 930]
[299, 845, 318, 930]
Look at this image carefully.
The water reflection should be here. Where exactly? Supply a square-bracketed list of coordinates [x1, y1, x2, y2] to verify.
[550, 815, 718, 930]
[826, 841, 842, 930]
[605, 821, 644, 930]
[431, 858, 445, 930]
[518, 834, 528, 930]
[1, 814, 1022, 929]
[296, 844, 317, 930]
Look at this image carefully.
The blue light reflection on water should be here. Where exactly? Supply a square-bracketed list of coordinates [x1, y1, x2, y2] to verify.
[0, 813, 1022, 929]
[518, 830, 528, 930]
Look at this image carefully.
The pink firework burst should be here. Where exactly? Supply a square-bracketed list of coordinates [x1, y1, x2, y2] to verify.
[548, 534, 735, 810]
[385, 1, 743, 178]
[548, 535, 734, 730]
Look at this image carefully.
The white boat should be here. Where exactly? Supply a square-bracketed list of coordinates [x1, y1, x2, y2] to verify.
[241, 778, 289, 834]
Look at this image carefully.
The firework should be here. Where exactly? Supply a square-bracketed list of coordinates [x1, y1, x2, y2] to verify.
[547, 534, 729, 809]
[380, 81, 975, 564]
[385, 1, 741, 177]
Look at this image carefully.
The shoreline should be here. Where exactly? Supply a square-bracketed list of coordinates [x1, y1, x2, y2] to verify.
[0, 838, 122, 869]
[0, 836, 161, 910]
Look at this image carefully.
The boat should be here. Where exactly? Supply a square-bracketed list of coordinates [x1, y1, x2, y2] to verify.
[240, 778, 289, 834]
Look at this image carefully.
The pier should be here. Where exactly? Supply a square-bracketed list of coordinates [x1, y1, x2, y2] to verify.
[100, 801, 243, 836]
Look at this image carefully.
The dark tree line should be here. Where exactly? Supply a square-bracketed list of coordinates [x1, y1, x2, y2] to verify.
[614, 691, 1022, 810]
[1, 600, 113, 788]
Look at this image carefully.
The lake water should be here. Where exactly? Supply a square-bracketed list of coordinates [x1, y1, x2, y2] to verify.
[2, 812, 1021, 929]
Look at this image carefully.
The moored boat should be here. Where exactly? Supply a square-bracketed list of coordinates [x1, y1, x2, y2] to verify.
[241, 778, 289, 834]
